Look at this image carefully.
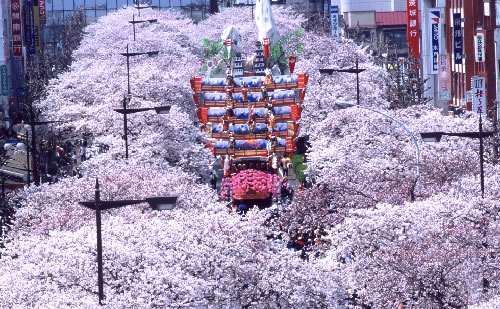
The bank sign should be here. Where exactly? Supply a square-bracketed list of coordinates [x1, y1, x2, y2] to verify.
[0, 65, 7, 95]
[429, 10, 440, 74]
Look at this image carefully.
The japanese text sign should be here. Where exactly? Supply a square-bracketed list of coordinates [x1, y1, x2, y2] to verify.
[429, 10, 440, 74]
[406, 0, 420, 59]
[453, 13, 463, 64]
[475, 33, 485, 62]
[331, 6, 339, 37]
[438, 54, 451, 102]
[10, 0, 23, 57]
[472, 76, 486, 115]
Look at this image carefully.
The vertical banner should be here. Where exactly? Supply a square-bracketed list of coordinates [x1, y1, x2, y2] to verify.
[10, 0, 23, 57]
[323, 0, 329, 31]
[1, 65, 8, 96]
[475, 33, 485, 62]
[429, 10, 440, 74]
[39, 0, 46, 24]
[263, 37, 270, 60]
[453, 13, 463, 64]
[224, 40, 232, 58]
[34, 0, 41, 52]
[406, 0, 420, 59]
[438, 54, 451, 102]
[330, 6, 339, 37]
[472, 76, 486, 115]
[27, 0, 36, 55]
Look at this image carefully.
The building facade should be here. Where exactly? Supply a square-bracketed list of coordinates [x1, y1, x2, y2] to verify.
[443, 0, 497, 118]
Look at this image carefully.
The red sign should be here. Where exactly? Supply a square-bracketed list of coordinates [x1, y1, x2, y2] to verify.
[288, 56, 297, 74]
[406, 0, 420, 59]
[39, 0, 46, 24]
[11, 0, 23, 57]
[263, 37, 270, 60]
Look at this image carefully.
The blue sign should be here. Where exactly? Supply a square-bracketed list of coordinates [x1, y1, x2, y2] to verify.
[453, 13, 463, 64]
[331, 6, 339, 37]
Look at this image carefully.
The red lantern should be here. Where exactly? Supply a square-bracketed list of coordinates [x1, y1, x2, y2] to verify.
[263, 38, 270, 60]
[289, 56, 297, 74]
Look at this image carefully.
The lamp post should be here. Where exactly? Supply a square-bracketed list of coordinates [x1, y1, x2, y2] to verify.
[79, 178, 178, 305]
[420, 125, 495, 199]
[335, 101, 421, 202]
[114, 97, 171, 159]
[119, 45, 160, 159]
[129, 14, 157, 41]
[133, 1, 153, 17]
[320, 58, 366, 105]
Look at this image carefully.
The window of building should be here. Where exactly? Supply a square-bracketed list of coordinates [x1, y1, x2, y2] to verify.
[85, 0, 96, 9]
[117, 0, 129, 8]
[74, 0, 85, 8]
[63, 0, 73, 10]
[107, 0, 118, 9]
[96, 0, 107, 9]
[385, 30, 407, 50]
[53, 0, 64, 9]
[96, 9, 107, 18]
[86, 9, 97, 23]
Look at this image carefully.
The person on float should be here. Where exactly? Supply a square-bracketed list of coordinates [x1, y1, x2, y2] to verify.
[264, 68, 273, 86]
[241, 83, 248, 103]
[261, 81, 269, 101]
[229, 132, 236, 149]
[222, 111, 230, 133]
[225, 69, 234, 87]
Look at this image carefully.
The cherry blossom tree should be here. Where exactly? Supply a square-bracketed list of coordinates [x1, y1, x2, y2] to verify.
[328, 194, 500, 308]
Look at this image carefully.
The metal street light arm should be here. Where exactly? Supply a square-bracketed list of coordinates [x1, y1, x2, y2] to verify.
[336, 101, 420, 201]
[129, 19, 157, 24]
[319, 68, 366, 74]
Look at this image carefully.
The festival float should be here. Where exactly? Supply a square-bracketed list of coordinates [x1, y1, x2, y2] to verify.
[190, 0, 308, 206]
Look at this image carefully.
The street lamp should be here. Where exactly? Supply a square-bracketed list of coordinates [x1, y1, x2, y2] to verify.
[121, 45, 159, 96]
[320, 58, 366, 105]
[129, 14, 157, 41]
[114, 96, 171, 159]
[335, 101, 421, 202]
[78, 178, 178, 305]
[420, 130, 495, 199]
[133, 1, 154, 17]
[119, 45, 160, 159]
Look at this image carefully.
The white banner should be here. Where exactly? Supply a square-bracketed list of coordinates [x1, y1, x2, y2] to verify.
[475, 33, 485, 62]
[472, 76, 486, 115]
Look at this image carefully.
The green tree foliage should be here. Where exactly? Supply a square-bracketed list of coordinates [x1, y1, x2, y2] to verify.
[269, 28, 306, 72]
